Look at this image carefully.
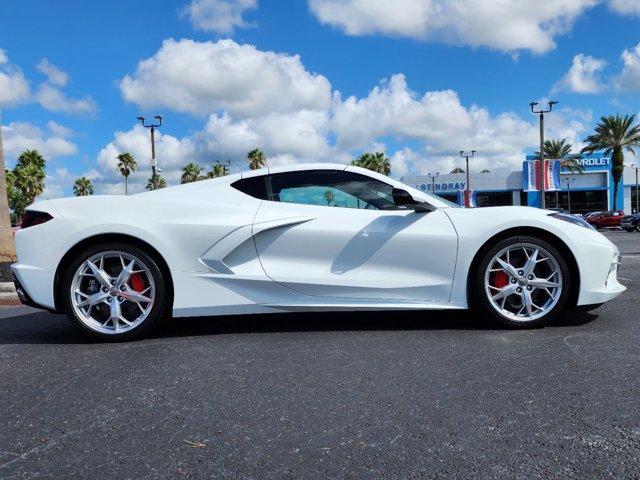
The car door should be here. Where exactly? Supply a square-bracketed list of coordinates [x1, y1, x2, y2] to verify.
[251, 169, 458, 303]
[602, 211, 613, 227]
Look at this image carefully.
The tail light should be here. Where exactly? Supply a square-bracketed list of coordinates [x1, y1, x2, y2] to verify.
[21, 210, 53, 229]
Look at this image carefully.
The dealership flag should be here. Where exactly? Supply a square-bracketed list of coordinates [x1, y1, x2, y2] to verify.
[522, 159, 561, 192]
[457, 190, 477, 207]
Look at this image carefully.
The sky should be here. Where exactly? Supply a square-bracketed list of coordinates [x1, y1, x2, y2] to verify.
[2, 0, 640, 197]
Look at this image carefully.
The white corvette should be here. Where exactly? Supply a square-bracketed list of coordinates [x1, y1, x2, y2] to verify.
[12, 163, 625, 340]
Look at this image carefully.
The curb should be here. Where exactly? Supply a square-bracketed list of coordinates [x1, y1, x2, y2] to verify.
[0, 281, 19, 304]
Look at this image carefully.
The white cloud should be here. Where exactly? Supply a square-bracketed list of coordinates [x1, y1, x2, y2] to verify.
[36, 58, 69, 87]
[32, 59, 98, 115]
[609, 0, 640, 15]
[120, 38, 332, 117]
[46, 120, 74, 138]
[330, 74, 590, 172]
[553, 53, 607, 94]
[197, 110, 332, 160]
[0, 49, 30, 107]
[309, 0, 598, 54]
[616, 42, 640, 91]
[35, 82, 98, 115]
[181, 0, 257, 34]
[332, 75, 471, 149]
[1, 121, 77, 161]
[104, 39, 595, 193]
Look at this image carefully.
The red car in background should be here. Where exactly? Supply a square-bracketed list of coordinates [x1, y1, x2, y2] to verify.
[585, 210, 625, 229]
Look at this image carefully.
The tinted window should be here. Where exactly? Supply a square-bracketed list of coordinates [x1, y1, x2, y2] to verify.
[231, 176, 268, 200]
[267, 170, 397, 210]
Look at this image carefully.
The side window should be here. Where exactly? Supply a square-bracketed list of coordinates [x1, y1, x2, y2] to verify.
[231, 176, 268, 200]
[267, 170, 397, 210]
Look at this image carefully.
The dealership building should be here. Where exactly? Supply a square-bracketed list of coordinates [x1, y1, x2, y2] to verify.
[401, 152, 640, 214]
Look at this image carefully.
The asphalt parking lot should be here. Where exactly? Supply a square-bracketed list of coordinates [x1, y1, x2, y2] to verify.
[1, 230, 639, 479]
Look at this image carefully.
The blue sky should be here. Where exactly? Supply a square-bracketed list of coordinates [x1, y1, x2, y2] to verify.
[1, 0, 640, 196]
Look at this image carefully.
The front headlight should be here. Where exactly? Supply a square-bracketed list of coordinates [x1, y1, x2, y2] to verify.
[548, 212, 595, 230]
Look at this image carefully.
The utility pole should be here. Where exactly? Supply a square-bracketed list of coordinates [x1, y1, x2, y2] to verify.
[530, 100, 558, 209]
[137, 115, 163, 189]
[563, 177, 575, 213]
[427, 172, 439, 193]
[216, 160, 231, 176]
[633, 164, 639, 214]
[0, 107, 16, 259]
[459, 150, 475, 192]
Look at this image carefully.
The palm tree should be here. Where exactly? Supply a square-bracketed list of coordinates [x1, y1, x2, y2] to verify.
[14, 150, 46, 204]
[16, 149, 45, 171]
[247, 149, 266, 170]
[181, 162, 203, 184]
[116, 152, 137, 195]
[535, 139, 584, 173]
[324, 189, 335, 206]
[5, 169, 27, 225]
[146, 173, 167, 191]
[0, 109, 16, 259]
[581, 114, 640, 210]
[208, 162, 227, 178]
[351, 152, 391, 175]
[73, 177, 94, 196]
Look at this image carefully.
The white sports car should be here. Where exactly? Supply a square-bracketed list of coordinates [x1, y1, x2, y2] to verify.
[12, 163, 625, 340]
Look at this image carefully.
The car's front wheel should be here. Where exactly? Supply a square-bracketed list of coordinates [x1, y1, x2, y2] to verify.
[472, 236, 570, 328]
[61, 242, 168, 341]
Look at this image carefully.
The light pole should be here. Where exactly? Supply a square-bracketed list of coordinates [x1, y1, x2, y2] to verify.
[459, 150, 475, 192]
[427, 172, 439, 193]
[632, 164, 639, 214]
[137, 115, 163, 189]
[216, 160, 231, 176]
[530, 100, 558, 209]
[563, 177, 575, 213]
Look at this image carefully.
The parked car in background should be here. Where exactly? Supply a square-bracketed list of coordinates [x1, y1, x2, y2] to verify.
[586, 211, 625, 229]
[621, 213, 640, 232]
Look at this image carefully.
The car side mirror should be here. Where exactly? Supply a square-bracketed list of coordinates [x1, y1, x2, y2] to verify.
[392, 188, 434, 213]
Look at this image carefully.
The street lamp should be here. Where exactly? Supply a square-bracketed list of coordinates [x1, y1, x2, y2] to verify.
[427, 172, 439, 193]
[215, 160, 231, 176]
[563, 177, 576, 213]
[632, 164, 639, 214]
[459, 150, 476, 191]
[137, 115, 163, 189]
[530, 100, 558, 209]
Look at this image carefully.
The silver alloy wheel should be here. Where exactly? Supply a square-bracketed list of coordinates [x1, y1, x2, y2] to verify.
[70, 250, 155, 335]
[484, 243, 563, 322]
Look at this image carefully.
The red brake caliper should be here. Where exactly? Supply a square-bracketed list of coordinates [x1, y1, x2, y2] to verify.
[129, 273, 146, 292]
[491, 271, 509, 289]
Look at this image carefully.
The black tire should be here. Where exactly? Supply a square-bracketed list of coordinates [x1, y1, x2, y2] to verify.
[61, 242, 169, 341]
[470, 235, 571, 329]
[624, 228, 635, 233]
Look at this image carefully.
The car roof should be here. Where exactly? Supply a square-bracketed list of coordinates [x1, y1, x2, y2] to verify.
[241, 163, 348, 179]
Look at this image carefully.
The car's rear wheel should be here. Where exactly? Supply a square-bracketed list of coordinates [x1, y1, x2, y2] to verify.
[472, 236, 570, 328]
[61, 242, 168, 341]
